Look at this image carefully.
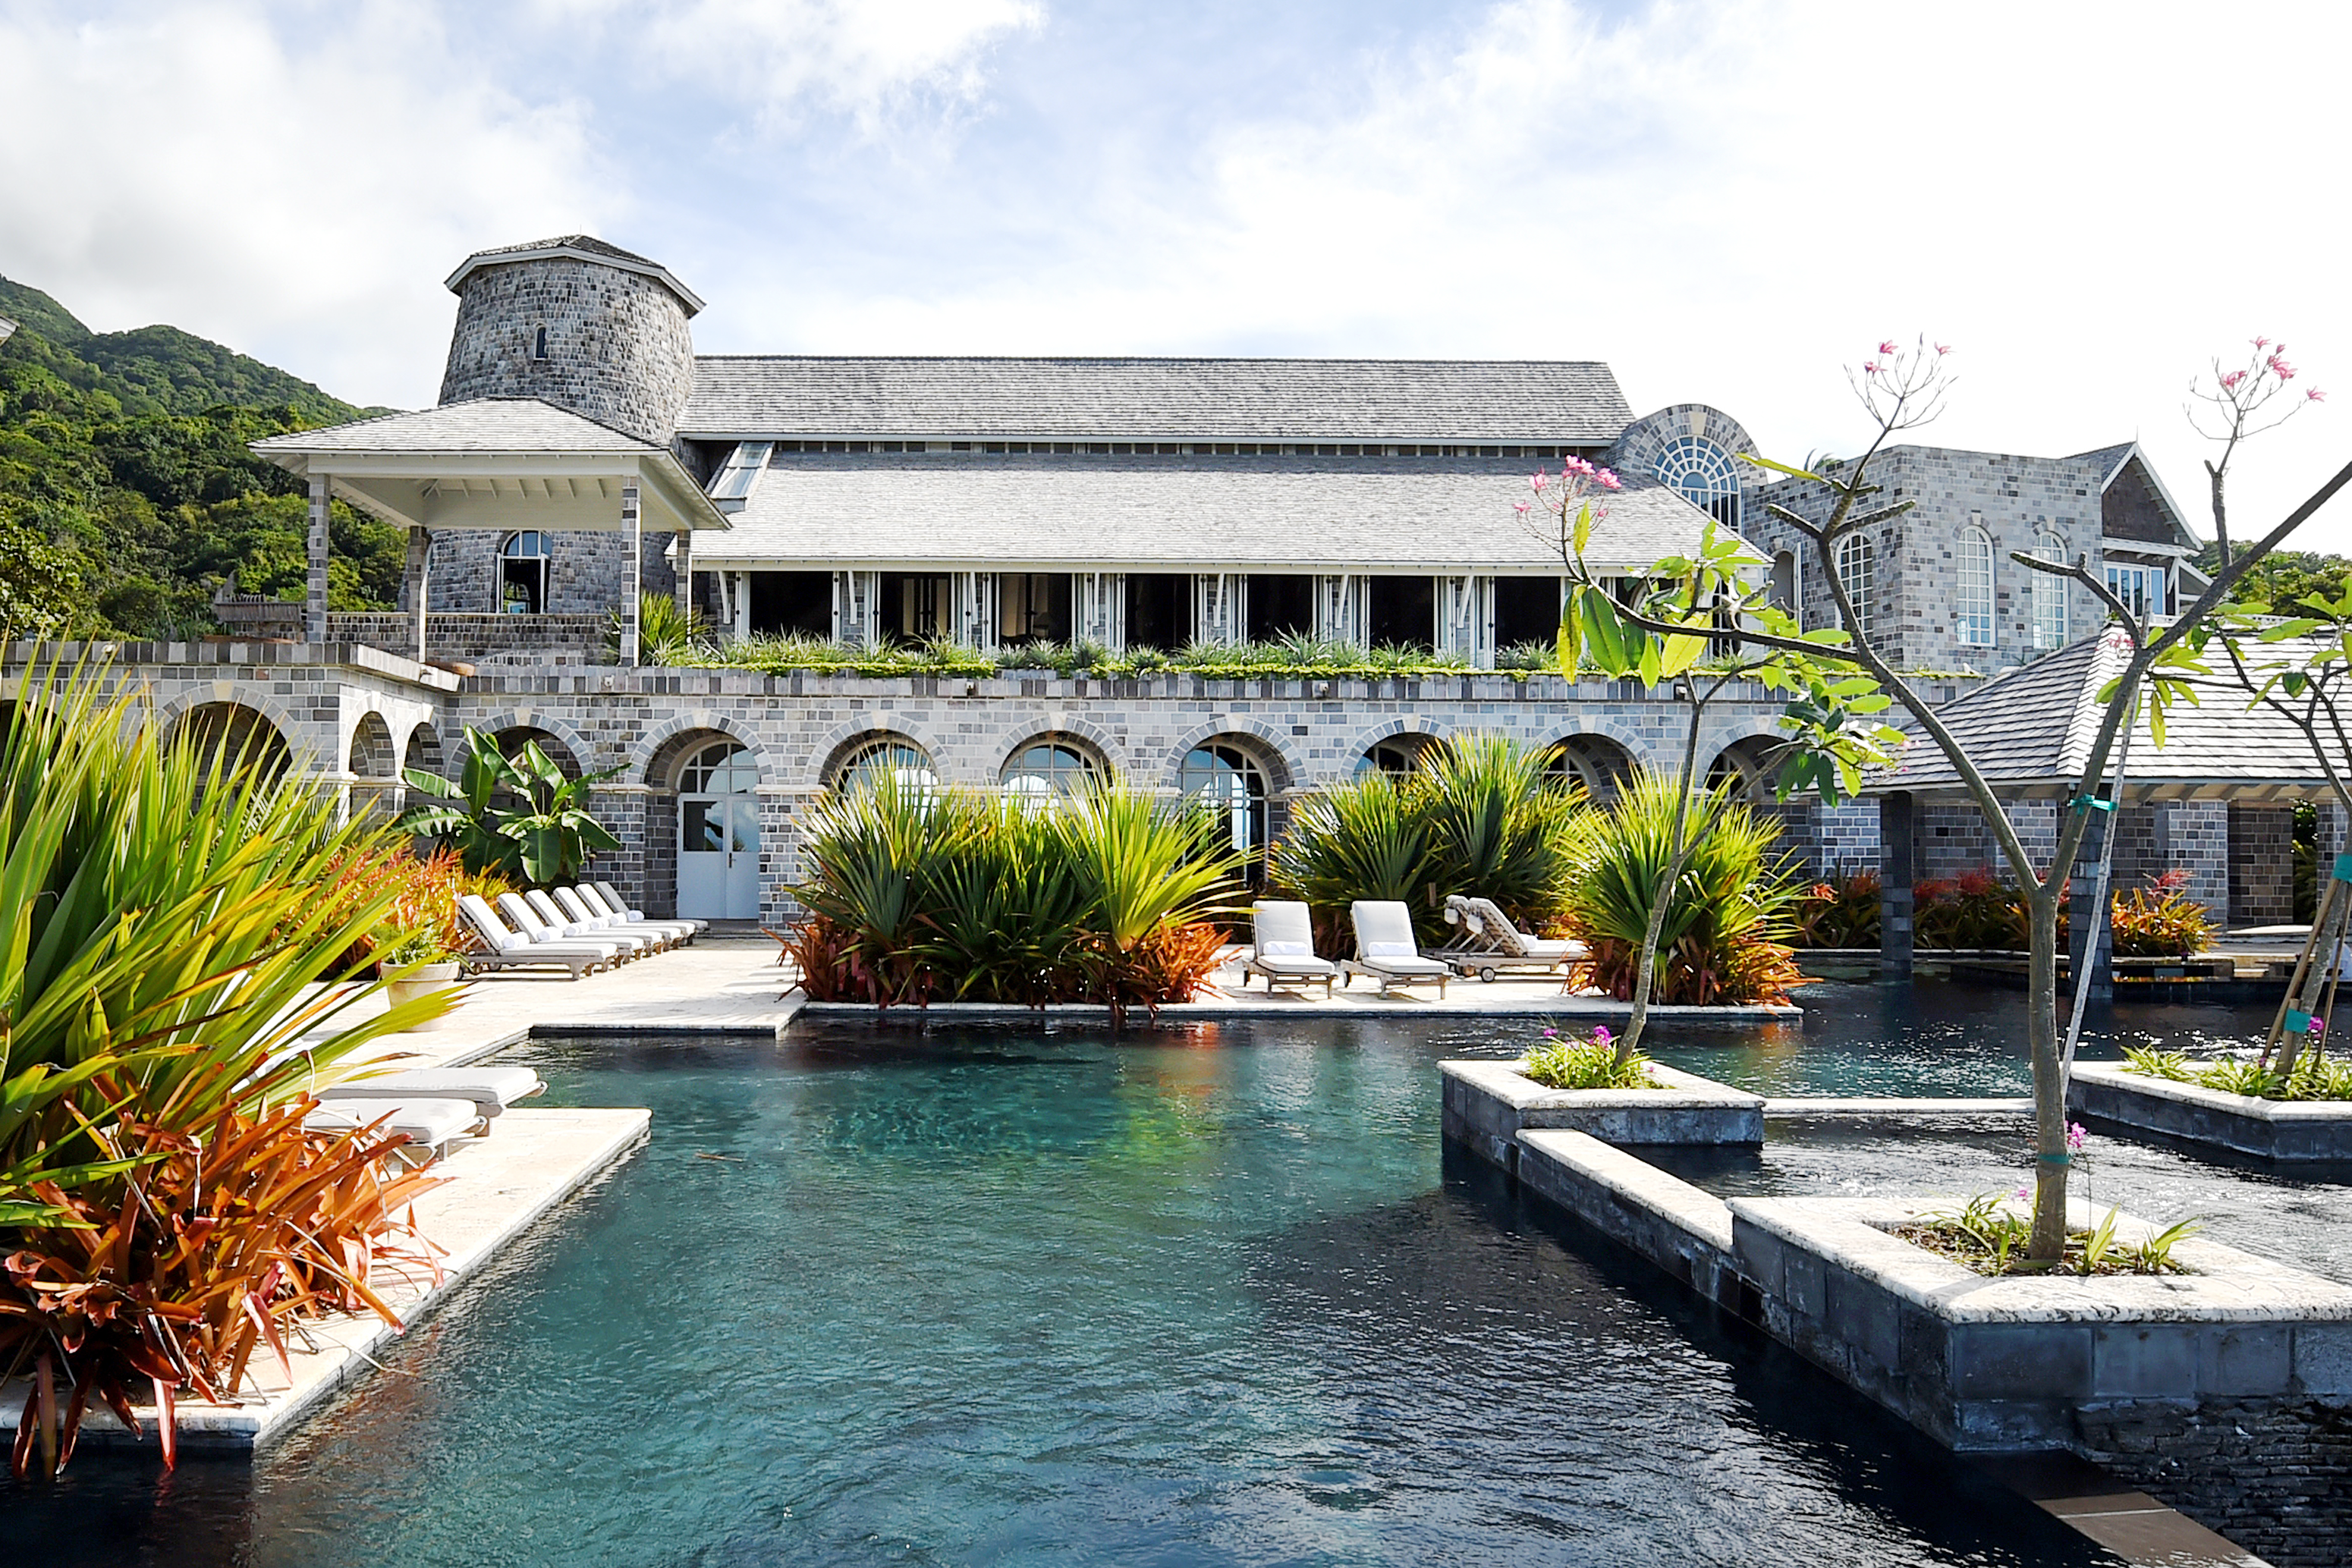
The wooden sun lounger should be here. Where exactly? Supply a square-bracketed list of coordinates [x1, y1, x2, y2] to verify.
[1341, 900, 1450, 998]
[1243, 900, 1338, 997]
[456, 894, 612, 979]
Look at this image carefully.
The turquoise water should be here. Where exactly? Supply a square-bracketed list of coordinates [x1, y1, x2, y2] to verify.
[3, 1014, 2110, 1566]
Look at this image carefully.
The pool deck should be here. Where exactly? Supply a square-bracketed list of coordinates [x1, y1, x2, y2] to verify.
[0, 1105, 650, 1453]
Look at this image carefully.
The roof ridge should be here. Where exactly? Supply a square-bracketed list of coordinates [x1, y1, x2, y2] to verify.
[687, 353, 1618, 367]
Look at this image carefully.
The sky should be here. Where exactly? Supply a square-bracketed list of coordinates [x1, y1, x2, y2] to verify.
[4, 0, 2348, 548]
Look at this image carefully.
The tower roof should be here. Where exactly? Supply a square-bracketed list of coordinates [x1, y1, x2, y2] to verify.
[444, 235, 705, 316]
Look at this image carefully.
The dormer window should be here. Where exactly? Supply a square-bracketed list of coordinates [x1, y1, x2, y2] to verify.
[533, 326, 549, 361]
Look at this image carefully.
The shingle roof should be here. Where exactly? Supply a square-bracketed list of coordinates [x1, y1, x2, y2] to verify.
[700, 451, 1713, 570]
[442, 237, 705, 315]
[675, 357, 1631, 444]
[2069, 442, 2136, 485]
[1870, 628, 2332, 797]
[251, 397, 662, 456]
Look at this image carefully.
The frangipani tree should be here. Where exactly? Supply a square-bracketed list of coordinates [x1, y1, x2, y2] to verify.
[1589, 338, 2351, 1261]
[1523, 459, 1904, 1064]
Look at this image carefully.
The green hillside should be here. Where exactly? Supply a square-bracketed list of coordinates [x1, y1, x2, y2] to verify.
[0, 275, 406, 638]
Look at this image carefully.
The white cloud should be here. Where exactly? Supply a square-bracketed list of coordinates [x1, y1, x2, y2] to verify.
[530, 0, 1045, 128]
[759, 0, 2352, 548]
[0, 0, 614, 407]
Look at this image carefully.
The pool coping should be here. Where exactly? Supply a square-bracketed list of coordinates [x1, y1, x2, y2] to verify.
[1440, 1057, 1766, 1164]
[798, 996, 1802, 1022]
[0, 1107, 651, 1453]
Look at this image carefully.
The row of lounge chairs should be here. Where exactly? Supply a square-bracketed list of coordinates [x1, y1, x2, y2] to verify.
[1241, 897, 1589, 998]
[458, 883, 709, 978]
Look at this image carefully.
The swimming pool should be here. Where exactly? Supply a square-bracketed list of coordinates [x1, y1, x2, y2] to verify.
[5, 1008, 2121, 1566]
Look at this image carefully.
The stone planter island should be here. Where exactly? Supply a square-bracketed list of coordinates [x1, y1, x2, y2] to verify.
[1440, 1057, 1764, 1173]
[2071, 1061, 2352, 1163]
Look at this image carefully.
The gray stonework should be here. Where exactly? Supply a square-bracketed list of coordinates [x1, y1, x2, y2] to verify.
[1749, 446, 2104, 674]
[416, 529, 678, 618]
[332, 613, 610, 664]
[2231, 803, 2298, 925]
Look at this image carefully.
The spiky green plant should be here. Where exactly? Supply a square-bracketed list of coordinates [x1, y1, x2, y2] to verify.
[1558, 770, 1803, 1005]
[1267, 774, 1434, 929]
[605, 590, 712, 665]
[1417, 734, 1583, 932]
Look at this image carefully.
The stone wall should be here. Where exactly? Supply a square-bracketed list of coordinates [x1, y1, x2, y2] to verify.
[331, 612, 612, 663]
[1749, 446, 2105, 673]
[417, 523, 678, 617]
[2230, 803, 2298, 925]
[437, 253, 696, 443]
[2080, 1399, 2352, 1568]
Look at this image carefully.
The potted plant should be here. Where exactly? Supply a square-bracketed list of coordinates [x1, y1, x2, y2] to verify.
[376, 921, 465, 1028]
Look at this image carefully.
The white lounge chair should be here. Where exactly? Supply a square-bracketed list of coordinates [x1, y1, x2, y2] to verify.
[1243, 900, 1338, 997]
[576, 885, 698, 945]
[1341, 900, 1451, 998]
[549, 885, 663, 948]
[1437, 894, 1589, 982]
[498, 893, 634, 963]
[529, 888, 662, 956]
[313, 1066, 546, 1123]
[455, 894, 610, 978]
[595, 879, 711, 936]
[304, 1096, 484, 1164]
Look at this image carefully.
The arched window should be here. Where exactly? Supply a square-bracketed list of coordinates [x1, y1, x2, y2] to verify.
[1956, 525, 1995, 647]
[678, 739, 758, 795]
[533, 325, 549, 361]
[1652, 436, 1742, 530]
[1179, 742, 1269, 858]
[1354, 734, 1437, 779]
[1836, 532, 1876, 636]
[1000, 740, 1099, 809]
[833, 736, 938, 797]
[500, 530, 551, 615]
[2032, 533, 2068, 651]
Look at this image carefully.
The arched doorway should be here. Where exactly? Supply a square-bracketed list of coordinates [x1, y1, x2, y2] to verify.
[347, 712, 398, 819]
[1545, 731, 1634, 803]
[1000, 736, 1103, 812]
[676, 739, 762, 920]
[1179, 739, 1273, 869]
[1354, 732, 1441, 781]
[169, 702, 292, 784]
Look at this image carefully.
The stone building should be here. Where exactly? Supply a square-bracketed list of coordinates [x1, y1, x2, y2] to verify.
[6, 234, 2294, 927]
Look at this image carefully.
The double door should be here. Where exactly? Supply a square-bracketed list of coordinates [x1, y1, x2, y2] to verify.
[679, 793, 760, 919]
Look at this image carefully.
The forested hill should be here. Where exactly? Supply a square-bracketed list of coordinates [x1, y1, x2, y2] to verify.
[0, 275, 406, 639]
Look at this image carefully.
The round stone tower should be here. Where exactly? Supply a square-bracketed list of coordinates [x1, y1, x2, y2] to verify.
[437, 235, 703, 443]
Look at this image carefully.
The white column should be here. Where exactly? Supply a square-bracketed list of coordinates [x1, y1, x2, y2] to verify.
[403, 526, 432, 663]
[732, 572, 751, 640]
[621, 481, 643, 666]
[1315, 574, 1365, 645]
[305, 473, 330, 643]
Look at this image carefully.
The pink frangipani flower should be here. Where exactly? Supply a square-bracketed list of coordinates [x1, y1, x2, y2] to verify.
[1592, 1026, 1613, 1045]
[1935, 343, 1952, 356]
[2311, 388, 2328, 402]
[2221, 369, 2247, 389]
[1597, 470, 1622, 490]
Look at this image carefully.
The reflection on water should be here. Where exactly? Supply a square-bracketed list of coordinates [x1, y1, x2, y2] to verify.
[3, 1013, 2122, 1566]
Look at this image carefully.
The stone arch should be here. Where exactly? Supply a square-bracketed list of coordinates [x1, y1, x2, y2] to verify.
[1162, 718, 1304, 797]
[996, 729, 1115, 796]
[1706, 731, 1783, 803]
[495, 725, 584, 781]
[347, 711, 399, 820]
[403, 721, 447, 780]
[994, 715, 1130, 780]
[462, 709, 599, 780]
[1341, 716, 1451, 779]
[807, 716, 951, 790]
[161, 699, 294, 783]
[156, 685, 303, 752]
[632, 710, 766, 788]
[1542, 728, 1639, 803]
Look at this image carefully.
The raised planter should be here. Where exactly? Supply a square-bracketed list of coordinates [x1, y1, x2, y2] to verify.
[1729, 1193, 2352, 1451]
[2070, 1061, 2352, 1162]
[1440, 1057, 1764, 1171]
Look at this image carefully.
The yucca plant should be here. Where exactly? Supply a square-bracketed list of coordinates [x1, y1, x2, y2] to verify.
[1418, 734, 1583, 934]
[0, 653, 454, 1475]
[1559, 771, 1804, 1006]
[1268, 775, 1434, 944]
[1057, 785, 1241, 1018]
[605, 589, 712, 665]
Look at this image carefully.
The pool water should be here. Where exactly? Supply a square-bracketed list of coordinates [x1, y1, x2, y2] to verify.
[4, 1014, 2115, 1567]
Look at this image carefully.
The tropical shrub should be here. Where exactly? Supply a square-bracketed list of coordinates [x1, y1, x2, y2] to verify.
[314, 846, 515, 975]
[1268, 734, 1582, 945]
[1913, 866, 2028, 951]
[605, 589, 712, 665]
[2108, 869, 2218, 959]
[1792, 868, 1881, 948]
[399, 724, 621, 886]
[781, 775, 1241, 1016]
[1558, 771, 1804, 1006]
[2123, 1044, 2352, 1101]
[0, 656, 451, 1475]
[1520, 1025, 1656, 1089]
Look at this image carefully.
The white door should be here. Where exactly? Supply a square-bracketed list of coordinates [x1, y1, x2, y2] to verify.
[677, 741, 762, 919]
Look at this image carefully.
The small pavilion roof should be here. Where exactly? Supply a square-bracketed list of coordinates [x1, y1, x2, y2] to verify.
[251, 398, 728, 535]
[444, 235, 705, 316]
[1867, 627, 2332, 803]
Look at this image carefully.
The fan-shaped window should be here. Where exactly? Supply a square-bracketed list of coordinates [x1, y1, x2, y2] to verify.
[500, 530, 551, 615]
[678, 740, 758, 794]
[1355, 734, 1438, 779]
[1000, 740, 1099, 802]
[1836, 532, 1876, 636]
[1957, 526, 1995, 647]
[2032, 533, 2068, 650]
[833, 736, 938, 796]
[1180, 742, 1269, 858]
[1652, 436, 1741, 530]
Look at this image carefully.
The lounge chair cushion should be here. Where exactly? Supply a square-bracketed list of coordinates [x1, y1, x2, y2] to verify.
[305, 1096, 482, 1152]
[460, 894, 530, 953]
[498, 893, 626, 956]
[315, 1067, 545, 1119]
